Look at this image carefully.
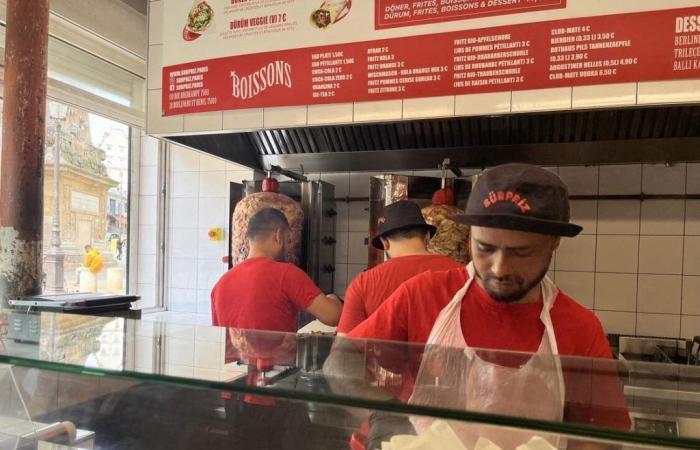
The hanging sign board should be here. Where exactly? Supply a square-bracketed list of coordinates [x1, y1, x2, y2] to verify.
[161, 0, 700, 116]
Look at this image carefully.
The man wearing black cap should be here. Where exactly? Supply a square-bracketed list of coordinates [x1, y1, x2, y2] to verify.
[337, 200, 461, 334]
[348, 163, 630, 447]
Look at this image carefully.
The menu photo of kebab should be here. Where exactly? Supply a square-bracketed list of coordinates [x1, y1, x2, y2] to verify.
[310, 0, 352, 29]
[183, 0, 214, 41]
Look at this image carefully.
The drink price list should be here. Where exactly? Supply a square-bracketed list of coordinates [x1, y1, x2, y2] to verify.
[163, 6, 700, 116]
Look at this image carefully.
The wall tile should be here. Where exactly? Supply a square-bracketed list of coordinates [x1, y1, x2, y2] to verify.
[572, 83, 637, 109]
[222, 109, 264, 130]
[681, 315, 700, 340]
[685, 237, 700, 275]
[320, 173, 350, 198]
[557, 166, 598, 196]
[163, 322, 196, 340]
[164, 365, 194, 378]
[195, 323, 224, 342]
[169, 228, 198, 259]
[639, 236, 683, 275]
[597, 201, 640, 235]
[640, 200, 685, 236]
[197, 289, 212, 315]
[197, 228, 227, 260]
[135, 337, 154, 368]
[349, 172, 381, 197]
[555, 235, 596, 272]
[637, 80, 700, 104]
[637, 275, 682, 314]
[184, 112, 223, 132]
[170, 172, 199, 198]
[511, 87, 571, 112]
[194, 340, 222, 369]
[263, 106, 307, 128]
[596, 235, 638, 273]
[227, 170, 252, 185]
[140, 165, 159, 196]
[599, 165, 642, 195]
[334, 263, 348, 297]
[403, 96, 455, 119]
[138, 224, 157, 255]
[636, 313, 680, 338]
[347, 264, 367, 285]
[200, 153, 228, 171]
[193, 368, 221, 382]
[569, 200, 597, 235]
[555, 271, 594, 309]
[168, 288, 198, 313]
[348, 232, 369, 265]
[348, 201, 370, 232]
[139, 195, 158, 226]
[138, 255, 156, 286]
[307, 103, 353, 125]
[354, 100, 403, 122]
[168, 257, 198, 289]
[594, 273, 637, 312]
[170, 197, 198, 228]
[171, 146, 200, 172]
[199, 171, 228, 197]
[140, 136, 160, 166]
[596, 311, 636, 335]
[687, 163, 700, 194]
[197, 259, 225, 290]
[335, 232, 349, 264]
[642, 163, 687, 195]
[198, 197, 228, 228]
[136, 283, 157, 307]
[455, 91, 511, 116]
[685, 200, 700, 235]
[682, 276, 700, 315]
[147, 90, 184, 135]
[335, 202, 349, 232]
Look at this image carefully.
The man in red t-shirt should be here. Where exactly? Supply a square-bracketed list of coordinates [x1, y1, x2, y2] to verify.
[337, 200, 462, 334]
[212, 207, 341, 331]
[347, 164, 630, 448]
[211, 208, 342, 450]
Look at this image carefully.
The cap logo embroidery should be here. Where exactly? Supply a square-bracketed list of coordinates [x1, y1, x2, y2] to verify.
[378, 217, 386, 225]
[482, 190, 531, 213]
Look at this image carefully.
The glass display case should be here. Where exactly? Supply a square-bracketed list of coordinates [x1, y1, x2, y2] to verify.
[1, 309, 700, 450]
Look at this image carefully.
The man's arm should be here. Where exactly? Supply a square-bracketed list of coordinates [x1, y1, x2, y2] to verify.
[336, 277, 367, 334]
[306, 293, 342, 326]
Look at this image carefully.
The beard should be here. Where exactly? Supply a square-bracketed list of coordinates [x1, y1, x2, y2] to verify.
[474, 260, 551, 303]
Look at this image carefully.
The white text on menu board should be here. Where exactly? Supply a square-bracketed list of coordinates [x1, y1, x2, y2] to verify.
[548, 24, 636, 81]
[674, 14, 700, 71]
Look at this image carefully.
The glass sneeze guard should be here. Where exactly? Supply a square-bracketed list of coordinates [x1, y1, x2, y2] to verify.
[1, 309, 700, 450]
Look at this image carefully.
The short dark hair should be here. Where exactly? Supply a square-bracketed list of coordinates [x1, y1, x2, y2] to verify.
[383, 226, 430, 242]
[246, 208, 289, 240]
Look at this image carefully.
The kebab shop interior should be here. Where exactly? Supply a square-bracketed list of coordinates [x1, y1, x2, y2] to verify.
[2, 0, 700, 449]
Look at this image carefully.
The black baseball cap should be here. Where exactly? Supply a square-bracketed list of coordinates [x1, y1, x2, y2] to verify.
[372, 200, 437, 250]
[452, 163, 582, 237]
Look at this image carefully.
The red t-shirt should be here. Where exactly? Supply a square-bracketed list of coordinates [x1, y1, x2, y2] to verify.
[211, 257, 321, 332]
[337, 254, 462, 333]
[349, 267, 631, 430]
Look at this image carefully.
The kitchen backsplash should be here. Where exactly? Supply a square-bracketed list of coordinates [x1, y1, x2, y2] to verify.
[316, 163, 700, 340]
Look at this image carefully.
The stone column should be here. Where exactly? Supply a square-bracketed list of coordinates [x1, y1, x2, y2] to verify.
[0, 0, 50, 303]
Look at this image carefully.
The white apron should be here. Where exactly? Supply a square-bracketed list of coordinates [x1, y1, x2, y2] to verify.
[408, 263, 566, 450]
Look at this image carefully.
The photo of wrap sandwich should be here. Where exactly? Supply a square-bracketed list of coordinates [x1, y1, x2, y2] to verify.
[183, 1, 214, 41]
[310, 0, 352, 29]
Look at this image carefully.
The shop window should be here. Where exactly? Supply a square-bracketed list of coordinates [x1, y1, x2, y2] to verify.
[42, 100, 131, 295]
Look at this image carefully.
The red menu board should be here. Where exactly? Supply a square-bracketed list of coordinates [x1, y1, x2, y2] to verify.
[375, 0, 566, 30]
[162, 6, 700, 116]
